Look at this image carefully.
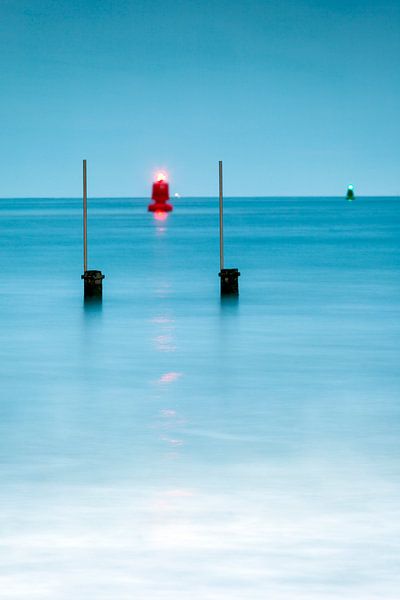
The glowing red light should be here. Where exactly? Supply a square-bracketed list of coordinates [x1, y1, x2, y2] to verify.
[157, 172, 167, 182]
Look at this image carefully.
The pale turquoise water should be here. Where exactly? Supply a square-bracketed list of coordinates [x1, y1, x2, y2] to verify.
[0, 197, 399, 599]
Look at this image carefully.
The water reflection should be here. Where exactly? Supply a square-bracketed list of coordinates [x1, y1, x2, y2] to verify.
[151, 315, 176, 352]
[153, 210, 169, 236]
[82, 297, 103, 314]
[151, 314, 174, 359]
[219, 294, 240, 313]
[149, 306, 187, 459]
[153, 211, 168, 222]
[157, 371, 182, 384]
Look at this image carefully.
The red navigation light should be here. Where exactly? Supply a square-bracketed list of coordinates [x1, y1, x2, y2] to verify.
[148, 170, 173, 213]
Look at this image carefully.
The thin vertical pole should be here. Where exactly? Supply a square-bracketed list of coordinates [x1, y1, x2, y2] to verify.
[219, 160, 224, 271]
[83, 159, 87, 273]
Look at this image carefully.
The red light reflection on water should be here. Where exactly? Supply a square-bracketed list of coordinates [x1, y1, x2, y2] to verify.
[154, 211, 168, 222]
[158, 372, 182, 384]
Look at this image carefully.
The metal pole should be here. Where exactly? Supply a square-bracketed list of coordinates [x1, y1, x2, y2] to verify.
[219, 160, 224, 271]
[83, 159, 87, 273]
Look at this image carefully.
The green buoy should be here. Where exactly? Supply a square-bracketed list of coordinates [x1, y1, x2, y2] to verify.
[346, 184, 355, 201]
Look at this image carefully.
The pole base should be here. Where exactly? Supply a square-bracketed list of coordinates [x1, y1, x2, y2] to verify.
[219, 268, 240, 296]
[81, 270, 105, 299]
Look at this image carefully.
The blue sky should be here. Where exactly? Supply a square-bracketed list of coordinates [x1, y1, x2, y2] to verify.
[0, 0, 399, 197]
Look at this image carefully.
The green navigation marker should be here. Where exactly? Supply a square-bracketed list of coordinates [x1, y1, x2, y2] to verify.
[346, 184, 355, 201]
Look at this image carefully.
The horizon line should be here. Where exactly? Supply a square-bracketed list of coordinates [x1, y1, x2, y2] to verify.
[1, 195, 399, 200]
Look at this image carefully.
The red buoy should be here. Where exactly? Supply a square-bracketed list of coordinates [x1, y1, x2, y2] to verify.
[148, 172, 173, 212]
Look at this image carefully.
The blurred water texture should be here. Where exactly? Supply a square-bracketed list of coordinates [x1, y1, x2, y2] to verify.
[0, 197, 399, 599]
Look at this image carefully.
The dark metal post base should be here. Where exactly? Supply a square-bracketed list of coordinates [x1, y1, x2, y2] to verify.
[219, 268, 240, 296]
[81, 270, 105, 299]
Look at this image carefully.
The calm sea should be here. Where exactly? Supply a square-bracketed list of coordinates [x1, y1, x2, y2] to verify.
[0, 197, 399, 599]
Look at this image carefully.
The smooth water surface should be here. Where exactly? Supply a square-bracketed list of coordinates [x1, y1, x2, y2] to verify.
[0, 197, 399, 599]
